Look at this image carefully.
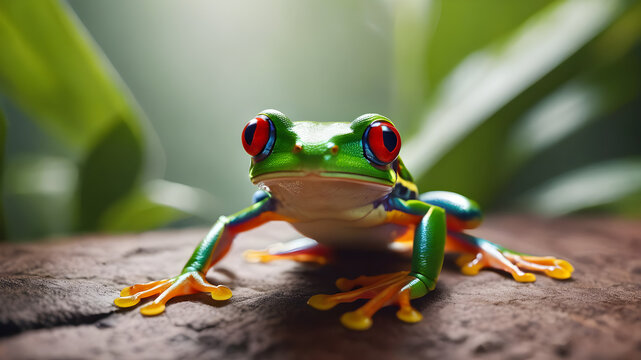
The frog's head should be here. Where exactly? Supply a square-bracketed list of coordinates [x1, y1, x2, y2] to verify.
[242, 109, 401, 205]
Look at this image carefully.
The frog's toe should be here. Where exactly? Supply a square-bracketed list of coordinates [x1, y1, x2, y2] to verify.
[334, 278, 354, 292]
[396, 307, 423, 323]
[544, 267, 571, 280]
[210, 285, 233, 301]
[556, 259, 575, 273]
[456, 253, 484, 276]
[396, 290, 423, 323]
[511, 271, 537, 283]
[113, 295, 140, 308]
[308, 271, 424, 330]
[140, 302, 166, 316]
[340, 310, 373, 330]
[187, 271, 233, 301]
[307, 294, 339, 310]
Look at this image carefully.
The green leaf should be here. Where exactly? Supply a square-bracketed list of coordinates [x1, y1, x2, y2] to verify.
[0, 0, 159, 233]
[393, 0, 555, 128]
[0, 0, 141, 150]
[400, 0, 639, 207]
[76, 120, 142, 230]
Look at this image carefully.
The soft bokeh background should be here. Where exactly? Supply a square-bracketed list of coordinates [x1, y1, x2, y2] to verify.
[1, 0, 640, 241]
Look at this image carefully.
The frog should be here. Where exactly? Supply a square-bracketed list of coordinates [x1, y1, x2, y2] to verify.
[114, 109, 574, 330]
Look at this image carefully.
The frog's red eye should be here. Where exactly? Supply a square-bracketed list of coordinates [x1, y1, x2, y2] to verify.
[363, 121, 401, 165]
[242, 115, 275, 159]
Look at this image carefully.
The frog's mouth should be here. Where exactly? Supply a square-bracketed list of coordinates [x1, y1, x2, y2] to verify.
[251, 171, 395, 187]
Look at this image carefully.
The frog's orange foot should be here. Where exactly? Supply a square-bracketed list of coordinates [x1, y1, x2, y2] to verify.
[307, 271, 423, 330]
[243, 238, 330, 265]
[456, 248, 574, 283]
[114, 271, 232, 315]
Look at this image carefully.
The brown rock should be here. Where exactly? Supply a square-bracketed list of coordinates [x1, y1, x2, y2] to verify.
[0, 215, 640, 359]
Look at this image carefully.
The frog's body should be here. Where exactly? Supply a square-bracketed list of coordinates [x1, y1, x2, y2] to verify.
[115, 110, 574, 330]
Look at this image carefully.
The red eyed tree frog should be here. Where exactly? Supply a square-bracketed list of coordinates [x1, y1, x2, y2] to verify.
[114, 109, 574, 330]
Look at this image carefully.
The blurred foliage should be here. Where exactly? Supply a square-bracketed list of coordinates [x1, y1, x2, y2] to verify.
[400, 0, 641, 215]
[0, 0, 640, 241]
[0, 0, 207, 240]
[0, 1, 140, 149]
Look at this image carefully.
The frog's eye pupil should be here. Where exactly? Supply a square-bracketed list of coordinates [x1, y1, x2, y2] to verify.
[244, 122, 256, 145]
[242, 115, 275, 159]
[382, 126, 397, 152]
[363, 121, 401, 165]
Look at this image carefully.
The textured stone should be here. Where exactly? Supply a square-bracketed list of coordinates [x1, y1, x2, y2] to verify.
[0, 216, 640, 359]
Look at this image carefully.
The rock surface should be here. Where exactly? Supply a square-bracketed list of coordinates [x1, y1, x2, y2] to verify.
[1, 215, 640, 359]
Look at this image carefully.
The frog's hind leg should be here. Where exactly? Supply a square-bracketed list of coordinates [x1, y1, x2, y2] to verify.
[243, 237, 331, 265]
[447, 231, 574, 282]
[420, 191, 573, 281]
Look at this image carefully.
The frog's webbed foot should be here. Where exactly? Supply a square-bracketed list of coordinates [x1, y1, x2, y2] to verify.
[114, 271, 232, 315]
[450, 232, 574, 282]
[243, 238, 331, 265]
[308, 271, 424, 330]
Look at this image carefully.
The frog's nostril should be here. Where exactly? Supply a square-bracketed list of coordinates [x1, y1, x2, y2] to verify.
[293, 144, 302, 153]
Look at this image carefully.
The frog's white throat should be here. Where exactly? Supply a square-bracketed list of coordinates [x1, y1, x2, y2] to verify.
[254, 172, 393, 216]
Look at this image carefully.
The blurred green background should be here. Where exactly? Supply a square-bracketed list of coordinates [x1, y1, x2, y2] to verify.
[1, 0, 640, 241]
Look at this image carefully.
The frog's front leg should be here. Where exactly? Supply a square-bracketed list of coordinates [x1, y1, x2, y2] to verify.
[114, 197, 286, 315]
[308, 200, 445, 330]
